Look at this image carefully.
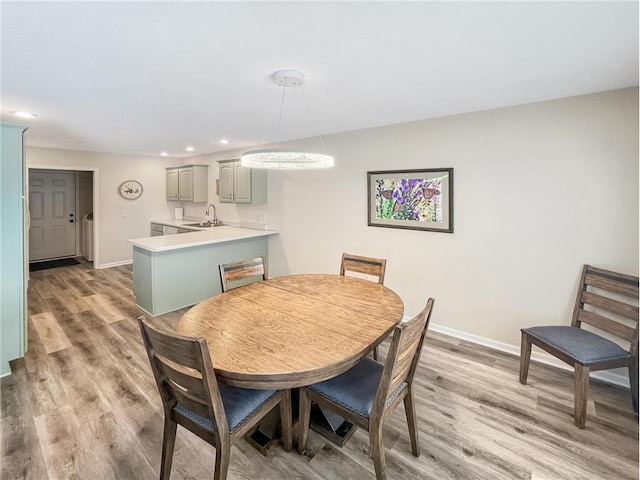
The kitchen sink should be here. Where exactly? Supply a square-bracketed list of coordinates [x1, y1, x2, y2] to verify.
[183, 222, 223, 228]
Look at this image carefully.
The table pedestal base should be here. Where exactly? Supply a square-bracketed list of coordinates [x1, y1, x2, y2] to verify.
[309, 403, 357, 447]
[242, 390, 359, 455]
[244, 408, 281, 456]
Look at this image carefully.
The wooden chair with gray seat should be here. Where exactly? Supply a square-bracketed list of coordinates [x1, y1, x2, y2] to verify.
[138, 317, 292, 480]
[298, 298, 435, 480]
[219, 256, 267, 292]
[520, 264, 639, 428]
[340, 253, 387, 360]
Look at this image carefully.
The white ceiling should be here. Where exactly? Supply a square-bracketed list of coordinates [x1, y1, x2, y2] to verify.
[1, 1, 638, 158]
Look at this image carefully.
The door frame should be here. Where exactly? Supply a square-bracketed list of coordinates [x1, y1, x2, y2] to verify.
[27, 165, 99, 269]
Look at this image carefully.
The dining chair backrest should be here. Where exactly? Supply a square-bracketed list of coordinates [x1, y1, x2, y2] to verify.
[219, 256, 268, 292]
[340, 253, 387, 285]
[372, 298, 434, 418]
[137, 317, 230, 438]
[571, 265, 639, 355]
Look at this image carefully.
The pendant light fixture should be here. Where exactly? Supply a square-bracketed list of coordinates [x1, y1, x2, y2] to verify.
[240, 70, 334, 169]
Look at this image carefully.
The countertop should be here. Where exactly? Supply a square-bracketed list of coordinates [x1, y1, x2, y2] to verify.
[129, 221, 277, 252]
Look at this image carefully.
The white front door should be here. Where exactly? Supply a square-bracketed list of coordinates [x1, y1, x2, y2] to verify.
[29, 170, 76, 261]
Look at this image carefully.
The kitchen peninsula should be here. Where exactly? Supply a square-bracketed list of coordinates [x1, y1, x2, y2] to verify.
[129, 223, 277, 316]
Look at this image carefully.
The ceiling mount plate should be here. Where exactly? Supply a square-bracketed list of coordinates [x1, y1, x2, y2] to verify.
[273, 70, 304, 87]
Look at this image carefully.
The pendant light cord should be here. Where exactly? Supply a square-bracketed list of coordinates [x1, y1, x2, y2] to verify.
[275, 76, 288, 148]
[300, 83, 329, 153]
[259, 80, 285, 149]
[241, 68, 334, 169]
[262, 75, 328, 152]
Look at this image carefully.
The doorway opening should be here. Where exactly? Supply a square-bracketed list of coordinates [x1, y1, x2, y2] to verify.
[28, 168, 96, 269]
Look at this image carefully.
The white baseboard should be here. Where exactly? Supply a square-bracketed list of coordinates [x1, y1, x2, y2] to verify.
[428, 322, 630, 389]
[135, 304, 154, 318]
[97, 259, 133, 269]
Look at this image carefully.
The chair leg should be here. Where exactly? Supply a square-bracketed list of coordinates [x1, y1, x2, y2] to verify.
[213, 438, 231, 480]
[280, 389, 293, 452]
[574, 365, 590, 428]
[519, 332, 532, 385]
[403, 390, 420, 457]
[369, 421, 387, 480]
[298, 388, 311, 454]
[372, 346, 379, 361]
[160, 417, 177, 480]
[629, 358, 638, 414]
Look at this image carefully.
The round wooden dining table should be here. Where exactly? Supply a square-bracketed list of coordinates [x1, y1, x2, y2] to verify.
[176, 274, 404, 389]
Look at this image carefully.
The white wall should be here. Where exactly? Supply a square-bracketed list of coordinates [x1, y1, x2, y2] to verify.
[26, 148, 177, 267]
[187, 88, 639, 353]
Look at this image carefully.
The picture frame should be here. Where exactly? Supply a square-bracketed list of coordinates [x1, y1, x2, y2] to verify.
[367, 168, 453, 233]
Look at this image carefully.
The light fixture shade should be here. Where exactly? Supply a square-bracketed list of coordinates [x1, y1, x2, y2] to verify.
[240, 149, 334, 169]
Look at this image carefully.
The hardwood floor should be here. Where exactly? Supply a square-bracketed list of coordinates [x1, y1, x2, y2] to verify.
[2, 262, 638, 479]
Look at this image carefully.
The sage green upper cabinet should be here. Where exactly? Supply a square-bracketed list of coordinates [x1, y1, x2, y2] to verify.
[166, 165, 209, 202]
[217, 159, 267, 204]
[166, 169, 179, 200]
[218, 162, 234, 203]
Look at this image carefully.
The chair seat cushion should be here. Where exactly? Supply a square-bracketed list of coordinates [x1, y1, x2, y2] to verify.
[522, 326, 631, 365]
[307, 357, 407, 419]
[174, 384, 277, 433]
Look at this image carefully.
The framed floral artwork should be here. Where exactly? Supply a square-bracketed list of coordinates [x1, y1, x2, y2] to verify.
[367, 168, 453, 233]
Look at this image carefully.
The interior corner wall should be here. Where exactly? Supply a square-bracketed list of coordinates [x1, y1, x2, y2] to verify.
[25, 147, 177, 267]
[195, 88, 639, 353]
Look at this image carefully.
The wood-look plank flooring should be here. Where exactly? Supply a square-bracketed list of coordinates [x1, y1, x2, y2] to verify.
[1, 261, 638, 479]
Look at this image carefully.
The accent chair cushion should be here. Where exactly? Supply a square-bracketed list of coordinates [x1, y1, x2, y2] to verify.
[307, 356, 407, 419]
[174, 384, 277, 433]
[522, 326, 631, 365]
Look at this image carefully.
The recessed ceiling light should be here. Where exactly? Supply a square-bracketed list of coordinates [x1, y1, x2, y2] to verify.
[185, 146, 194, 152]
[161, 152, 168, 156]
[11, 111, 38, 118]
[219, 139, 229, 145]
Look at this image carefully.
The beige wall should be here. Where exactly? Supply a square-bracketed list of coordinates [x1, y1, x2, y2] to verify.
[189, 88, 639, 382]
[26, 148, 177, 267]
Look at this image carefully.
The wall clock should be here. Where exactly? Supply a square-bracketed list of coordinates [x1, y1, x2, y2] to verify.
[118, 180, 143, 200]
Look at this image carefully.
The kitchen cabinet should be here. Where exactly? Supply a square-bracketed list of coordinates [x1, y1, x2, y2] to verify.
[150, 223, 164, 236]
[218, 159, 267, 204]
[1, 123, 28, 376]
[150, 222, 195, 236]
[166, 164, 209, 202]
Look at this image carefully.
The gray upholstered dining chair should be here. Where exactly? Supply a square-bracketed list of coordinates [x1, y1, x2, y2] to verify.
[520, 264, 639, 428]
[298, 298, 435, 480]
[138, 317, 292, 480]
[219, 256, 267, 292]
[340, 253, 388, 360]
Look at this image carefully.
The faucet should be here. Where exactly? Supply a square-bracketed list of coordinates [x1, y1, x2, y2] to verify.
[205, 204, 221, 226]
